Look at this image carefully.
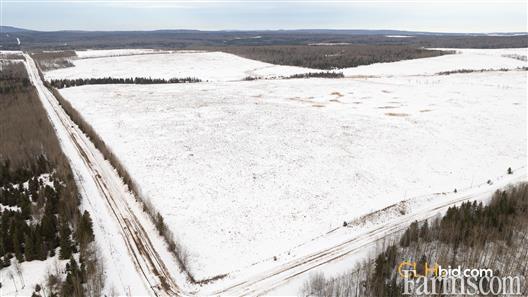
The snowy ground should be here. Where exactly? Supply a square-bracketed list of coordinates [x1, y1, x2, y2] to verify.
[0, 253, 68, 297]
[45, 51, 316, 82]
[56, 48, 527, 279]
[75, 48, 171, 59]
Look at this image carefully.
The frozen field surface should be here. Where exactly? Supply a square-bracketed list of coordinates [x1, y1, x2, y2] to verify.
[45, 51, 315, 82]
[45, 48, 527, 82]
[58, 66, 527, 278]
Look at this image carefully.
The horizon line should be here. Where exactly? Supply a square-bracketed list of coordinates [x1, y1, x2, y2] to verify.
[3, 25, 528, 35]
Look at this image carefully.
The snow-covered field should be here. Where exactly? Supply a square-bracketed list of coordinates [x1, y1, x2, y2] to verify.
[75, 48, 170, 59]
[44, 48, 527, 83]
[55, 48, 527, 279]
[45, 51, 316, 82]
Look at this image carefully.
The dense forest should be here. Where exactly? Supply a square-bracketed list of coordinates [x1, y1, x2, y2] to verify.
[210, 45, 449, 69]
[49, 76, 202, 89]
[0, 61, 100, 297]
[302, 182, 528, 296]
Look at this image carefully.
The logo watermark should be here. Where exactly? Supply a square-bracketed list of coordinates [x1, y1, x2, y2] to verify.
[397, 261, 525, 295]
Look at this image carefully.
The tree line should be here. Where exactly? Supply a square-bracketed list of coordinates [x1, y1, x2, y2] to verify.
[49, 76, 202, 88]
[286, 72, 344, 79]
[243, 71, 344, 81]
[436, 66, 528, 75]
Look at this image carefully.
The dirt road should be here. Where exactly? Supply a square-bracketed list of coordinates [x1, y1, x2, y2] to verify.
[24, 54, 183, 297]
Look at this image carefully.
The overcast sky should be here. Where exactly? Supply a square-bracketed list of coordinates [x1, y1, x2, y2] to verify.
[2, 0, 527, 33]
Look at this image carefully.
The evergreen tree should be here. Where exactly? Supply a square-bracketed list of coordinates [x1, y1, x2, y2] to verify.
[24, 233, 34, 261]
[76, 211, 94, 246]
[41, 212, 57, 243]
[59, 222, 73, 259]
[61, 273, 75, 297]
[28, 176, 39, 201]
[20, 195, 32, 219]
[61, 257, 82, 297]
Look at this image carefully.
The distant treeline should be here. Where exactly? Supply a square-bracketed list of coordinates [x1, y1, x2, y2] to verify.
[286, 72, 345, 79]
[49, 76, 202, 88]
[3, 28, 527, 50]
[436, 66, 528, 75]
[243, 71, 344, 81]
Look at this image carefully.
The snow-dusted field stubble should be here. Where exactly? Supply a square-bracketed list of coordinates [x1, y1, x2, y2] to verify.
[55, 48, 527, 279]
